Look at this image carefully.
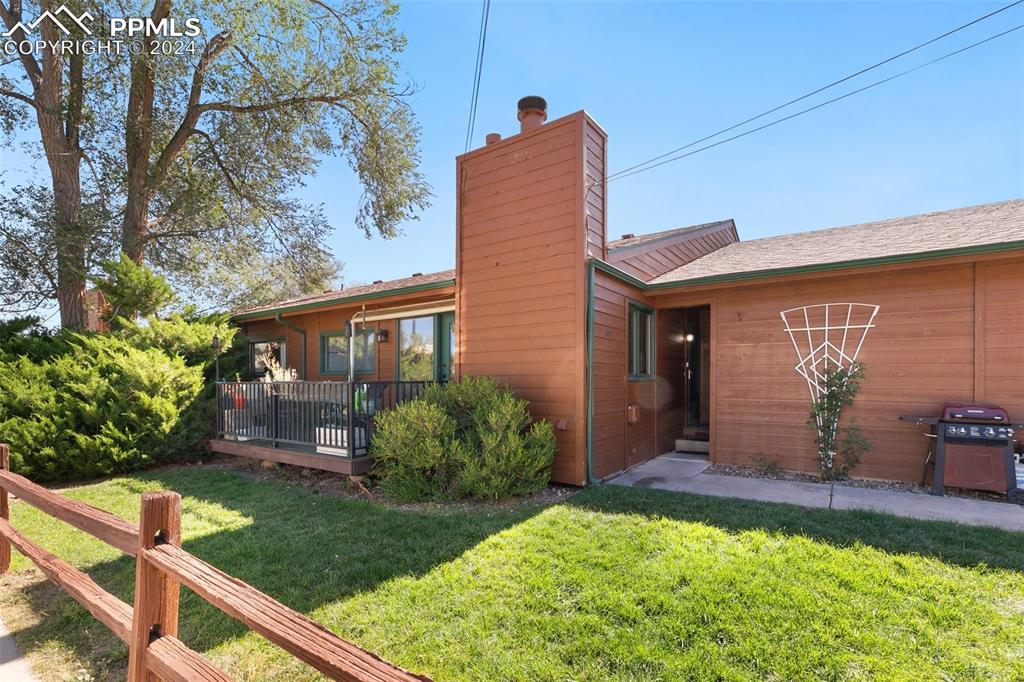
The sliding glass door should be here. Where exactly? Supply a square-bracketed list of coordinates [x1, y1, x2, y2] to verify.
[397, 312, 455, 381]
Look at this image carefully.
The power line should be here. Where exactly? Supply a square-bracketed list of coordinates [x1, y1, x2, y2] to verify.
[605, 0, 1024, 181]
[464, 0, 492, 153]
[602, 23, 1024, 185]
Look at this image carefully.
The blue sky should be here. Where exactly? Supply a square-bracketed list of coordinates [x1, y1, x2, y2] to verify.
[3, 1, 1022, 302]
[311, 0, 1023, 286]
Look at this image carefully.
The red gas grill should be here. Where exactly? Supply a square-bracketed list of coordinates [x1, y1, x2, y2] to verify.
[901, 405, 1024, 504]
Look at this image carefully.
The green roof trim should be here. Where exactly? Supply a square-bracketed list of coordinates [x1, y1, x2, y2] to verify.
[592, 259, 650, 289]
[233, 278, 456, 321]
[594, 241, 1024, 293]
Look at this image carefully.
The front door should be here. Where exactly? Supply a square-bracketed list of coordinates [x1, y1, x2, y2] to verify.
[682, 305, 710, 442]
[656, 305, 710, 454]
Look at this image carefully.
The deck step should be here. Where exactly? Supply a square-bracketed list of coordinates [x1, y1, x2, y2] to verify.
[675, 439, 709, 454]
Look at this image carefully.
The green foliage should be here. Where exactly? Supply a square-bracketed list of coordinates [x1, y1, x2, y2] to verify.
[90, 253, 175, 324]
[807, 363, 870, 480]
[0, 334, 205, 482]
[0, 303, 235, 482]
[371, 377, 556, 501]
[0, 316, 70, 362]
[118, 313, 236, 369]
[1, 0, 430, 321]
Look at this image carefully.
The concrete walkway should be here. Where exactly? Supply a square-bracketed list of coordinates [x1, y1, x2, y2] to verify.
[0, 616, 36, 681]
[608, 453, 1024, 532]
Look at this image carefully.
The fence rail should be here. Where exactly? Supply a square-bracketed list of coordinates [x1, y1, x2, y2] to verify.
[216, 380, 432, 457]
[0, 443, 430, 682]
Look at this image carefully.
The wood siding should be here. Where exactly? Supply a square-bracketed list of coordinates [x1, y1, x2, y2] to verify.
[607, 222, 737, 282]
[591, 270, 656, 478]
[650, 253, 1024, 483]
[457, 112, 606, 485]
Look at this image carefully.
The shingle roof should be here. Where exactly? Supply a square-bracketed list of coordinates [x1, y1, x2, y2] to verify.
[607, 220, 734, 251]
[651, 199, 1024, 286]
[235, 269, 456, 319]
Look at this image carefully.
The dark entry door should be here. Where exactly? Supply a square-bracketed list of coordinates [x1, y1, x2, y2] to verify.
[682, 306, 710, 441]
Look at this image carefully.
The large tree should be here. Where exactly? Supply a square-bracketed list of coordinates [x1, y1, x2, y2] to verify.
[0, 0, 429, 326]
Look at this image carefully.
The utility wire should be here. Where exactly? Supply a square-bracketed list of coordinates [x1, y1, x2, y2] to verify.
[605, 0, 1024, 181]
[602, 23, 1024, 185]
[464, 0, 492, 153]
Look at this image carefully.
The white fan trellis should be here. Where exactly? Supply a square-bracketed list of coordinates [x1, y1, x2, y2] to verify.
[781, 302, 879, 473]
[780, 303, 879, 404]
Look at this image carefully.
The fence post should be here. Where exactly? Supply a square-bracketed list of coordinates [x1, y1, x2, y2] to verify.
[127, 491, 182, 682]
[0, 444, 9, 574]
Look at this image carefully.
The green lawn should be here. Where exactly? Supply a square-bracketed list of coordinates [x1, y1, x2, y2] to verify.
[1, 465, 1022, 681]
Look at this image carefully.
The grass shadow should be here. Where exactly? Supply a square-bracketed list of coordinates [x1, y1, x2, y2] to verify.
[3, 466, 545, 680]
[569, 484, 1024, 572]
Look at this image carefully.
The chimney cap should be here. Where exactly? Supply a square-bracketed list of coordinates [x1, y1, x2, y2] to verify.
[517, 96, 547, 113]
[620, 233, 635, 240]
[411, 272, 423, 277]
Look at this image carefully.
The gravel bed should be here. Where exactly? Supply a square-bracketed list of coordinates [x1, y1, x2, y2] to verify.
[707, 462, 1015, 503]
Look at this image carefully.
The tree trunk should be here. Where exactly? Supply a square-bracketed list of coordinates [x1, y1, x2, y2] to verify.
[120, 1, 170, 265]
[52, 164, 86, 329]
[121, 191, 152, 263]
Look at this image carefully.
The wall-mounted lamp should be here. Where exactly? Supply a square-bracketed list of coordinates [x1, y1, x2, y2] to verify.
[684, 333, 695, 343]
[342, 321, 353, 338]
[377, 328, 389, 343]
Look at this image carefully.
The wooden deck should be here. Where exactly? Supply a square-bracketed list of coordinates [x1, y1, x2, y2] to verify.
[209, 439, 374, 475]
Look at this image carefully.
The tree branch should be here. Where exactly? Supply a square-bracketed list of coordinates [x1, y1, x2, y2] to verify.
[0, 1, 43, 86]
[0, 87, 37, 109]
[148, 30, 231, 188]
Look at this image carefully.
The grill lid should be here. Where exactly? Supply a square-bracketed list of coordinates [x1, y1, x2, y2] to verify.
[941, 404, 1009, 423]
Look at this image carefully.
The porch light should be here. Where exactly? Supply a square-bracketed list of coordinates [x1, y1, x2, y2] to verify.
[684, 333, 695, 343]
[377, 328, 389, 343]
[343, 321, 353, 337]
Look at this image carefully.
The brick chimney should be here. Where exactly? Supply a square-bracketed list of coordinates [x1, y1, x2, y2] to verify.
[455, 99, 608, 485]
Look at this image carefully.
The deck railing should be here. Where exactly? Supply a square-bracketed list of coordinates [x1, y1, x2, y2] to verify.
[215, 380, 433, 457]
[0, 442, 430, 682]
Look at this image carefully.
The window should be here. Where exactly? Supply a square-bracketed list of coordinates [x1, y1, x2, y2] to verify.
[321, 328, 376, 376]
[628, 303, 653, 379]
[398, 316, 436, 380]
[250, 340, 285, 374]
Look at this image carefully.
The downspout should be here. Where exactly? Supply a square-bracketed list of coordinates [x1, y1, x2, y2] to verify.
[274, 313, 306, 379]
[585, 260, 596, 484]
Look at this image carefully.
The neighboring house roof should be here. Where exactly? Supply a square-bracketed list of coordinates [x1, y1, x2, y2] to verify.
[606, 219, 738, 282]
[651, 199, 1024, 287]
[606, 220, 736, 252]
[234, 269, 456, 320]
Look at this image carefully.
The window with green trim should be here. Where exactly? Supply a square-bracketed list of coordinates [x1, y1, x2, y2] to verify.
[250, 339, 285, 374]
[321, 328, 376, 375]
[628, 303, 653, 378]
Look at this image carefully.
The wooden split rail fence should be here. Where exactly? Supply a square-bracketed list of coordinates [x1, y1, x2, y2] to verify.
[0, 443, 430, 682]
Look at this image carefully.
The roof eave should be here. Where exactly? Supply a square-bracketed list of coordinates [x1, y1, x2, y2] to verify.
[232, 278, 457, 322]
[606, 219, 735, 255]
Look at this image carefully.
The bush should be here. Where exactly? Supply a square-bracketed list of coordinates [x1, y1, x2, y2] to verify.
[371, 377, 556, 501]
[808, 362, 870, 480]
[0, 334, 207, 482]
